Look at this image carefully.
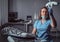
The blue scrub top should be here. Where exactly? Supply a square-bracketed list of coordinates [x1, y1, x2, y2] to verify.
[33, 19, 51, 40]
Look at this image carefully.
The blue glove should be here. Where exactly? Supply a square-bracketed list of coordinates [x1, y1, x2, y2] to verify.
[48, 7, 53, 14]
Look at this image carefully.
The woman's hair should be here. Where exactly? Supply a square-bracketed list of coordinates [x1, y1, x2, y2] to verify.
[38, 7, 50, 20]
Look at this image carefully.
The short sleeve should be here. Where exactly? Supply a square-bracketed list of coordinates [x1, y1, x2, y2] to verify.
[33, 20, 39, 28]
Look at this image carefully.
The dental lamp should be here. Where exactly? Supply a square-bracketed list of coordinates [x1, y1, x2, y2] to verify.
[45, 0, 59, 14]
[46, 1, 58, 8]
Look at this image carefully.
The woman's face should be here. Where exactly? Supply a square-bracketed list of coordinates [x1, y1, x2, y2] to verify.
[41, 8, 48, 17]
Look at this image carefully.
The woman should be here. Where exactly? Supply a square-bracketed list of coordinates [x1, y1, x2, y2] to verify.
[32, 7, 56, 42]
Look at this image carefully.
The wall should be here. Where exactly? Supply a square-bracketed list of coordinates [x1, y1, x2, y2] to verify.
[8, 0, 17, 12]
[0, 0, 1, 26]
[0, 0, 8, 26]
[16, 0, 48, 20]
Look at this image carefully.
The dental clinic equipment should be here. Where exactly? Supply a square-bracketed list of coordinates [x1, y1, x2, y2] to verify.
[25, 20, 32, 32]
[45, 0, 59, 14]
[1, 27, 36, 38]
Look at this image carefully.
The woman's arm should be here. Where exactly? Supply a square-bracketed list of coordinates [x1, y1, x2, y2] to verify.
[32, 28, 36, 35]
[50, 15, 56, 28]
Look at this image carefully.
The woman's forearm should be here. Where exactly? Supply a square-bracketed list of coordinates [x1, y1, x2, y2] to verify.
[32, 28, 36, 34]
[50, 15, 55, 28]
